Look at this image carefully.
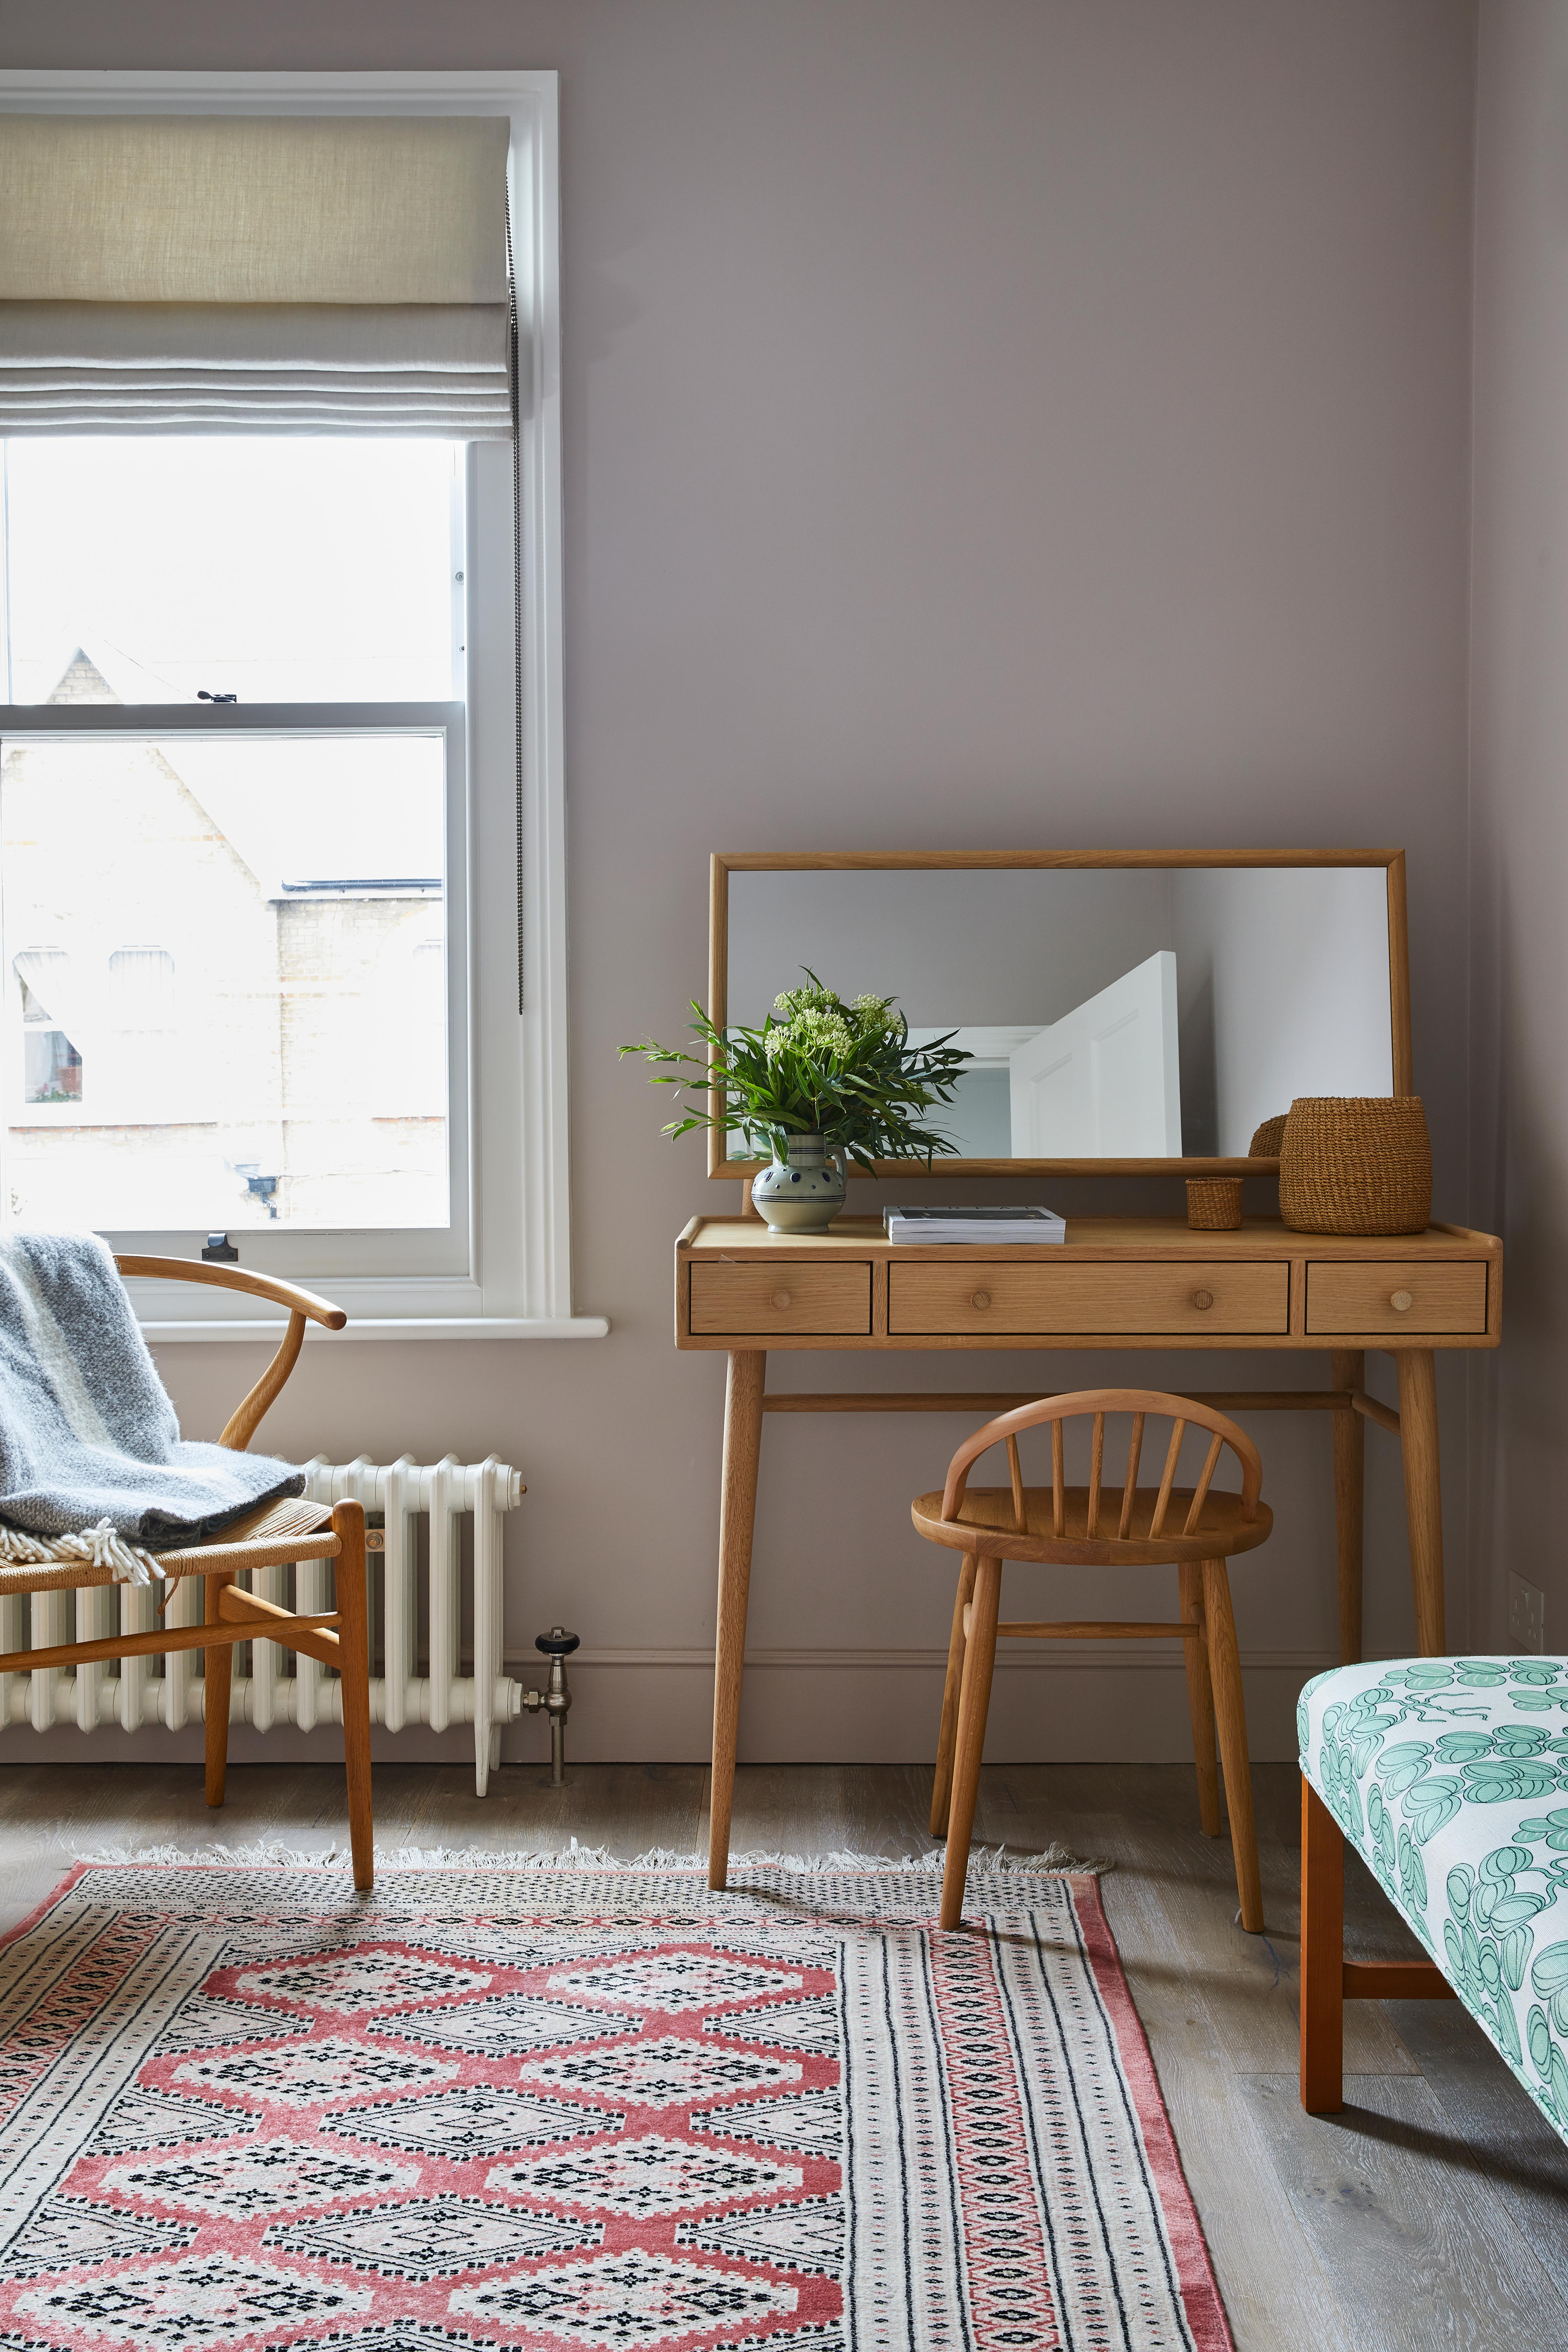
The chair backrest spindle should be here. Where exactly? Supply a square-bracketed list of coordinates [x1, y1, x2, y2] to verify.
[1086, 1412, 1105, 1535]
[1050, 1420, 1066, 1536]
[1149, 1418, 1186, 1538]
[1118, 1412, 1146, 1539]
[1006, 1433, 1027, 1533]
[1183, 1431, 1225, 1535]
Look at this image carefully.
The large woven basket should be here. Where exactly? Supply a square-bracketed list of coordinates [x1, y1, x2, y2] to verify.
[1278, 1096, 1432, 1236]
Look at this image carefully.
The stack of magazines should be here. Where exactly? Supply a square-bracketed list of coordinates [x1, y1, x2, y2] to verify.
[883, 1204, 1067, 1245]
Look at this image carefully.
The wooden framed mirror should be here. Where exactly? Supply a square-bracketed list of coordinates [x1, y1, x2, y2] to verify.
[707, 848, 1411, 1179]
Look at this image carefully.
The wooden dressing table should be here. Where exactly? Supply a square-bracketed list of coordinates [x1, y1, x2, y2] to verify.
[680, 847, 1502, 1889]
[678, 1212, 1503, 1889]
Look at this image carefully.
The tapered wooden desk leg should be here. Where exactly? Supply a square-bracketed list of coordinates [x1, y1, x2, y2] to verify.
[1395, 1349, 1446, 1655]
[1300, 1777, 1345, 2112]
[204, 1571, 234, 1808]
[1203, 1559, 1263, 1932]
[930, 1553, 977, 1837]
[1330, 1349, 1364, 1666]
[940, 1554, 1002, 1930]
[333, 1501, 375, 1893]
[1178, 1561, 1220, 1836]
[709, 1350, 766, 1891]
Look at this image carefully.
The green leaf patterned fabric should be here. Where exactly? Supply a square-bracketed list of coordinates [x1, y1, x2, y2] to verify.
[1300, 1656, 1568, 2144]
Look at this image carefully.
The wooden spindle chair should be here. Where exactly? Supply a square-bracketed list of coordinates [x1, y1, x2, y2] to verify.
[911, 1387, 1272, 1931]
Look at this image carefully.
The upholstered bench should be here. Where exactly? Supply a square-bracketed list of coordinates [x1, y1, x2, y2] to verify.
[1298, 1655, 1568, 2144]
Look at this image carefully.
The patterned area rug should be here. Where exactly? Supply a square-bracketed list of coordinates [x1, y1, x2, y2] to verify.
[0, 1856, 1231, 2352]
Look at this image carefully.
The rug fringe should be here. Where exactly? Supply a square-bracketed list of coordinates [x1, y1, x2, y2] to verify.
[75, 1835, 1105, 1875]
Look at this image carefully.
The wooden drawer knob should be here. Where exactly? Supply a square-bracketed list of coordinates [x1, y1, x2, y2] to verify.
[771, 1289, 792, 1309]
[1390, 1289, 1413, 1313]
[1192, 1289, 1214, 1311]
[971, 1289, 992, 1311]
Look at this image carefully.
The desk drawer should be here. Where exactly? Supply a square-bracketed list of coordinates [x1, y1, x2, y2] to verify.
[690, 1261, 871, 1335]
[888, 1260, 1289, 1336]
[1306, 1260, 1489, 1336]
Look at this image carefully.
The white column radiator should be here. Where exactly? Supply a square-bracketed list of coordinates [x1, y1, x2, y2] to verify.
[0, 1454, 526, 1794]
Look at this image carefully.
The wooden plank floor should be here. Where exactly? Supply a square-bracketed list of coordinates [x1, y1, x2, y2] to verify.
[3, 1756, 1565, 2350]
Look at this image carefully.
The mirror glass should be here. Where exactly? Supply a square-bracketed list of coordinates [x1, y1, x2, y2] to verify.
[725, 865, 1394, 1160]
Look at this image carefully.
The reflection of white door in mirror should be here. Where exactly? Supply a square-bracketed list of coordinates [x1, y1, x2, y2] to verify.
[1008, 951, 1182, 1156]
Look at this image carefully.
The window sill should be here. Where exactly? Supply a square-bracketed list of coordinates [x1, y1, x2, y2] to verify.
[138, 1315, 610, 1343]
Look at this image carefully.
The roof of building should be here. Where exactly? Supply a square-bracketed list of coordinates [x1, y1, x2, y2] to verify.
[40, 648, 443, 901]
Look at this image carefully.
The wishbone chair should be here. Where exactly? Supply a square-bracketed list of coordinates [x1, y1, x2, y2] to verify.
[0, 1254, 374, 1890]
[911, 1387, 1272, 1931]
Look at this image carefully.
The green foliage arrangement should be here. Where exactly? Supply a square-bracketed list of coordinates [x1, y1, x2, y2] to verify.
[621, 973, 969, 1170]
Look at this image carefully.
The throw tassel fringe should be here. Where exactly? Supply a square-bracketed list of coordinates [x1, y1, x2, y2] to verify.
[0, 1516, 162, 1587]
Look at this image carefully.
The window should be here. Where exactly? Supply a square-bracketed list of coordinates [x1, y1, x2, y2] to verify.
[0, 72, 591, 1337]
[1, 441, 462, 1242]
[1, 446, 465, 1253]
[16, 952, 82, 1105]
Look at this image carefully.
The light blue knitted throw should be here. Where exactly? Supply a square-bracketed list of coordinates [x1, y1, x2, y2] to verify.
[0, 1233, 304, 1582]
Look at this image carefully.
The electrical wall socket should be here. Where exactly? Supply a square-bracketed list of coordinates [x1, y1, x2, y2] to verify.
[1509, 1573, 1546, 1655]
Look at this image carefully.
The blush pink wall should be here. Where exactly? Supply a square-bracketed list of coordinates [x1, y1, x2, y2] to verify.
[1469, 0, 1568, 1660]
[0, 1, 1479, 1766]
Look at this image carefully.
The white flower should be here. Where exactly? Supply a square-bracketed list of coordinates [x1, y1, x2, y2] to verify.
[851, 992, 898, 1036]
[766, 1005, 855, 1063]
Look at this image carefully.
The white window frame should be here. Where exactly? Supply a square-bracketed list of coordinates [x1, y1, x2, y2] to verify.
[0, 69, 603, 1343]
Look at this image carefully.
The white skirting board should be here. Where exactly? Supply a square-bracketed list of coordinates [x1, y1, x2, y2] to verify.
[557, 1645, 1332, 1765]
[0, 1645, 1332, 1768]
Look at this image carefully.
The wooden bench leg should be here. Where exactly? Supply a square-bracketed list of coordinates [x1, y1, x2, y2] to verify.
[1331, 1349, 1364, 1665]
[1300, 1776, 1345, 2112]
[204, 1572, 234, 1809]
[333, 1501, 374, 1893]
[1396, 1348, 1446, 1655]
[939, 1554, 1001, 1931]
[930, 1553, 977, 1837]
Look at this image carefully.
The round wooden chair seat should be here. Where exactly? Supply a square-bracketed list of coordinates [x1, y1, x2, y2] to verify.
[911, 1483, 1274, 1565]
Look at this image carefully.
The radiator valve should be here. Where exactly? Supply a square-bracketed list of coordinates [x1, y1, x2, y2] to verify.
[521, 1626, 578, 1785]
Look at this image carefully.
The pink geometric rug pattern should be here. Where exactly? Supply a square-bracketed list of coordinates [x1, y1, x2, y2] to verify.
[0, 1860, 1232, 2352]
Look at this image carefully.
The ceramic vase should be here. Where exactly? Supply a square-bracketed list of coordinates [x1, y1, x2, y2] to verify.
[751, 1132, 847, 1233]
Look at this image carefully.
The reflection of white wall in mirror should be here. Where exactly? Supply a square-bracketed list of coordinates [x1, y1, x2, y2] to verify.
[1008, 952, 1182, 1156]
[1169, 868, 1393, 1155]
[726, 868, 1175, 1029]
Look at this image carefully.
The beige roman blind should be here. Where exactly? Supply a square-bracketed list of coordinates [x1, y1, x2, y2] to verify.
[0, 113, 513, 433]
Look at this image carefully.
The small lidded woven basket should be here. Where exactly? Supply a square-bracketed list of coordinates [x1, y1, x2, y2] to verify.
[1278, 1096, 1432, 1236]
[1186, 1177, 1243, 1231]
